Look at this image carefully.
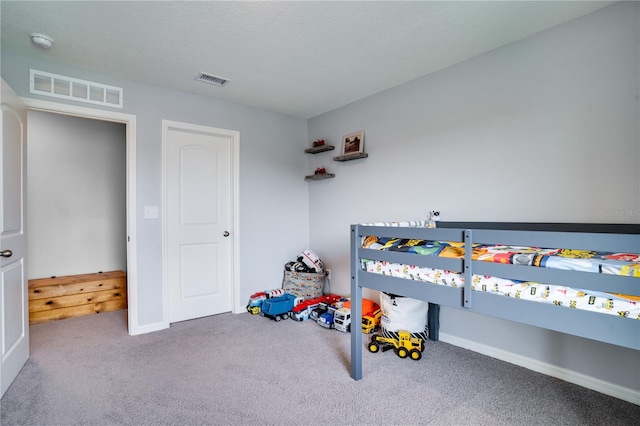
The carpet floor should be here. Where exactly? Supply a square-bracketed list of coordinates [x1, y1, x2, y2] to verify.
[1, 310, 638, 425]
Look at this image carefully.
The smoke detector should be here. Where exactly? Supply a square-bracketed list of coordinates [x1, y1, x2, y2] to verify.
[30, 33, 54, 49]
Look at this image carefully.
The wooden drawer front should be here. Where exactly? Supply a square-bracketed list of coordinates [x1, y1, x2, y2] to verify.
[28, 271, 127, 324]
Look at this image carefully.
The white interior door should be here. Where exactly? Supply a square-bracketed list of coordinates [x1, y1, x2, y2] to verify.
[0, 78, 29, 397]
[164, 122, 234, 323]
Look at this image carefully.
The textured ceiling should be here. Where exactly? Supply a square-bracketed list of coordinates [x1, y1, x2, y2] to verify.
[1, 1, 614, 118]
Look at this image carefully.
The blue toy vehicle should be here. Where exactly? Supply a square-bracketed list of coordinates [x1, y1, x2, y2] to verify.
[317, 305, 337, 329]
[261, 293, 302, 321]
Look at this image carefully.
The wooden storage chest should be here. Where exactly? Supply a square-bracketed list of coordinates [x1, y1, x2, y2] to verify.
[28, 270, 127, 324]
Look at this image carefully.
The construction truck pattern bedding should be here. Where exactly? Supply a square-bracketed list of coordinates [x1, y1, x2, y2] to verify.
[361, 235, 640, 320]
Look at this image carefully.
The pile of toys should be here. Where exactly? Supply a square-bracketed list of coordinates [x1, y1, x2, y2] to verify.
[284, 260, 317, 274]
[246, 247, 426, 360]
[284, 248, 324, 274]
[246, 289, 382, 334]
[246, 289, 425, 360]
[282, 249, 326, 300]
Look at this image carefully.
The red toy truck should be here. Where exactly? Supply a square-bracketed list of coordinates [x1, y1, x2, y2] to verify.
[292, 294, 342, 321]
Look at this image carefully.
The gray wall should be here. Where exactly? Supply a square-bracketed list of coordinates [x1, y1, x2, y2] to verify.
[2, 51, 310, 328]
[27, 110, 127, 279]
[307, 2, 639, 391]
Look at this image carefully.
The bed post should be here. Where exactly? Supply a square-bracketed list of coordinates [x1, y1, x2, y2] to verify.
[350, 225, 363, 380]
[463, 229, 473, 308]
[427, 303, 440, 341]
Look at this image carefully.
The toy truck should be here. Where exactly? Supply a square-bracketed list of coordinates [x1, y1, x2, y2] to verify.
[309, 304, 327, 321]
[333, 298, 380, 333]
[293, 294, 343, 321]
[361, 308, 382, 334]
[317, 303, 338, 329]
[246, 292, 267, 315]
[293, 306, 315, 322]
[333, 307, 352, 332]
[292, 297, 323, 321]
[317, 297, 351, 329]
[367, 330, 424, 360]
[292, 294, 332, 321]
[313, 302, 330, 325]
[246, 289, 284, 315]
[291, 294, 343, 321]
[260, 293, 302, 321]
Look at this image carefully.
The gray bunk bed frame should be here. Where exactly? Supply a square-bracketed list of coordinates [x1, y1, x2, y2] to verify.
[350, 222, 640, 380]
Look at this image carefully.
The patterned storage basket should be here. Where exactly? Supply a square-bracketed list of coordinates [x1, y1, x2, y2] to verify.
[282, 270, 325, 300]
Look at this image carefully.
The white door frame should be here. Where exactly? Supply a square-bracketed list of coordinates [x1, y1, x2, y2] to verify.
[21, 98, 140, 335]
[161, 120, 241, 328]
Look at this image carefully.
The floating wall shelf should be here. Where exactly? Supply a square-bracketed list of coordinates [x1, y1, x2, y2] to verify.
[333, 152, 368, 162]
[305, 145, 335, 154]
[305, 173, 335, 181]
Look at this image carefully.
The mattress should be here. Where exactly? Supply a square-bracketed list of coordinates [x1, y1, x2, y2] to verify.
[360, 222, 640, 320]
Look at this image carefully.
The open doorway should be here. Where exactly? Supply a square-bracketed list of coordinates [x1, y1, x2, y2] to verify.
[23, 98, 138, 335]
[27, 110, 127, 323]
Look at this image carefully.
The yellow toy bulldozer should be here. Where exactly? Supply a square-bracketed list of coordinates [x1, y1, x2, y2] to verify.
[367, 330, 424, 360]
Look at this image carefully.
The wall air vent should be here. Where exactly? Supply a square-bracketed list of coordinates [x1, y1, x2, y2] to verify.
[30, 69, 123, 108]
[194, 72, 230, 87]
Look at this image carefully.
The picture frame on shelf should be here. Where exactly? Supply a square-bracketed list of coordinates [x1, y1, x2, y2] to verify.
[341, 131, 364, 156]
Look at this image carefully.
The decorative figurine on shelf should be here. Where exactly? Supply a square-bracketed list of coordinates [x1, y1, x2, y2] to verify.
[312, 139, 325, 148]
[314, 167, 327, 175]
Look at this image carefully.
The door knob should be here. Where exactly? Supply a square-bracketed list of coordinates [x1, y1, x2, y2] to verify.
[223, 231, 230, 237]
[0, 250, 13, 258]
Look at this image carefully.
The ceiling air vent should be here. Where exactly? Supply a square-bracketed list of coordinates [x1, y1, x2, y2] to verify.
[30, 69, 123, 108]
[195, 72, 230, 87]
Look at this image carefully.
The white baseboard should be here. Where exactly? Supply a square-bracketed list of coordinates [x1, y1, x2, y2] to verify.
[129, 321, 167, 336]
[439, 332, 640, 406]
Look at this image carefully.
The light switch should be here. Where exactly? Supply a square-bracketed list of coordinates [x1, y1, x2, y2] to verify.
[144, 205, 159, 219]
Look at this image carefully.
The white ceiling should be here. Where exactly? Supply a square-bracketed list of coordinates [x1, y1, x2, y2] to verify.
[1, 1, 615, 119]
